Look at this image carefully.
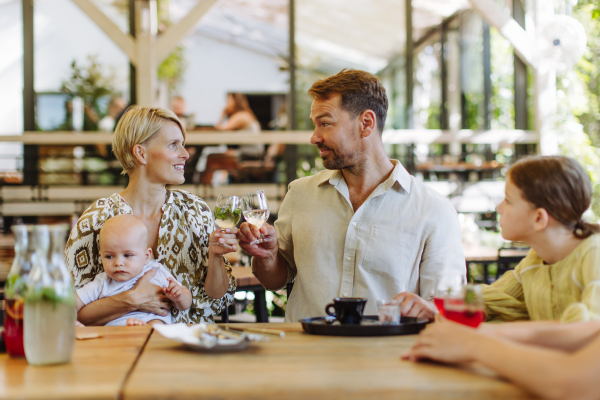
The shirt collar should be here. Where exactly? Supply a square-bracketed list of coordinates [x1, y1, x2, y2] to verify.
[317, 159, 412, 193]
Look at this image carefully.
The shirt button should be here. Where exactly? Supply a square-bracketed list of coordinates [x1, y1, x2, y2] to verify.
[352, 222, 357, 227]
[346, 256, 351, 261]
[343, 293, 349, 297]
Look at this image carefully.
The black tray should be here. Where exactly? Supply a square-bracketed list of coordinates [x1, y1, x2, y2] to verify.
[300, 315, 430, 337]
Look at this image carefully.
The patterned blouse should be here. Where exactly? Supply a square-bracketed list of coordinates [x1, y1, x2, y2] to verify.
[482, 234, 600, 323]
[64, 189, 236, 324]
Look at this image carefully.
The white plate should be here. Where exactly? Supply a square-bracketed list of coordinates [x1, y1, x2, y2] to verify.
[154, 323, 252, 352]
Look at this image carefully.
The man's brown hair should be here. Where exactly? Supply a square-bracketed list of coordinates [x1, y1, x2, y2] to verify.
[509, 155, 600, 239]
[308, 69, 388, 133]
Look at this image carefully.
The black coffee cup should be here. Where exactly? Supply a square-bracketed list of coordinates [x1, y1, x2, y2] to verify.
[325, 297, 367, 325]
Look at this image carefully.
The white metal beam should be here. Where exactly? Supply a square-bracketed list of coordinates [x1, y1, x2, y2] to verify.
[71, 0, 137, 65]
[468, 0, 536, 69]
[156, 0, 217, 64]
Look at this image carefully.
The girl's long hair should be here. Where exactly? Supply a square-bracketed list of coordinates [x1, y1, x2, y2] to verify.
[508, 156, 600, 239]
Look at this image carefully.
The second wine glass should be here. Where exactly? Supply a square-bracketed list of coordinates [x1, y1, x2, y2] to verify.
[242, 191, 271, 245]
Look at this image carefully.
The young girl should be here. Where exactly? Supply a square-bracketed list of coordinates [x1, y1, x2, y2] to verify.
[483, 155, 600, 323]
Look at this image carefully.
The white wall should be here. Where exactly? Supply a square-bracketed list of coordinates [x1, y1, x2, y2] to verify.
[179, 35, 289, 126]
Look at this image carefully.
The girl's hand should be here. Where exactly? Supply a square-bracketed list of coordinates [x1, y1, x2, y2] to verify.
[209, 227, 238, 255]
[163, 277, 183, 302]
[401, 315, 482, 364]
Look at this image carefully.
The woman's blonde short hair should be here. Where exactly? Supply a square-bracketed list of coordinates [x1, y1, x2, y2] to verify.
[112, 106, 186, 174]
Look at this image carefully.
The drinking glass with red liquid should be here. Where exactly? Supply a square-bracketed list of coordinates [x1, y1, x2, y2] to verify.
[433, 274, 467, 317]
[444, 283, 485, 328]
[4, 225, 36, 357]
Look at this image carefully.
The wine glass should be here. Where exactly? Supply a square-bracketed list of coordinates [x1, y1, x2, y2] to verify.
[241, 190, 272, 245]
[443, 283, 485, 328]
[433, 273, 467, 316]
[212, 194, 242, 249]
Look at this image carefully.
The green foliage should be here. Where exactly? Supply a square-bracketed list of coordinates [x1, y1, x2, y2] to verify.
[214, 206, 242, 224]
[158, 45, 187, 93]
[60, 56, 116, 131]
[25, 286, 75, 307]
[490, 27, 514, 129]
[464, 92, 484, 130]
[557, 2, 600, 221]
[156, 0, 187, 94]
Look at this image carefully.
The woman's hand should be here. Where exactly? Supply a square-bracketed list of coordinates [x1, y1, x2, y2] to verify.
[402, 315, 483, 364]
[128, 270, 170, 317]
[209, 227, 238, 255]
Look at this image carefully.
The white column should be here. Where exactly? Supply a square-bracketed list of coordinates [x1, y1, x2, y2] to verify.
[533, 0, 558, 155]
[135, 0, 158, 107]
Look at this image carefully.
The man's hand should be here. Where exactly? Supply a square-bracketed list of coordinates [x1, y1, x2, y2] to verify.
[236, 222, 278, 259]
[393, 292, 437, 320]
[163, 277, 183, 303]
[128, 270, 170, 317]
[209, 227, 238, 255]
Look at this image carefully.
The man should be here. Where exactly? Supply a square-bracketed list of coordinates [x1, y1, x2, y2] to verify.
[237, 69, 465, 322]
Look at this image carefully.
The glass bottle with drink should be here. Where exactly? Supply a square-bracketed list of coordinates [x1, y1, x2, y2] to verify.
[4, 225, 36, 358]
[24, 224, 76, 365]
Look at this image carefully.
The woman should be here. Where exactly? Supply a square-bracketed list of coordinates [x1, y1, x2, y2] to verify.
[65, 106, 238, 325]
[195, 93, 263, 180]
[404, 317, 600, 400]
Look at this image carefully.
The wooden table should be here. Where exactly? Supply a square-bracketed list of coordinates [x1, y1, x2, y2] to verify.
[0, 325, 151, 400]
[124, 323, 531, 400]
[0, 324, 533, 399]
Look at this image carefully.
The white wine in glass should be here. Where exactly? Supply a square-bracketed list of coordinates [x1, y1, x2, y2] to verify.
[242, 191, 271, 245]
[213, 194, 242, 248]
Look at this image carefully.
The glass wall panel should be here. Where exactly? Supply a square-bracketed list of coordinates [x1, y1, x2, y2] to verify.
[414, 36, 442, 129]
[0, 0, 23, 177]
[490, 26, 515, 129]
[460, 13, 484, 130]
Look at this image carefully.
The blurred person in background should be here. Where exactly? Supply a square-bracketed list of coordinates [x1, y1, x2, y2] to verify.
[99, 97, 127, 132]
[97, 96, 127, 158]
[195, 93, 263, 183]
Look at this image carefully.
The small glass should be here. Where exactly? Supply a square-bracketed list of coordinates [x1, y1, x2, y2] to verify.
[241, 190, 272, 245]
[443, 283, 485, 328]
[377, 299, 401, 325]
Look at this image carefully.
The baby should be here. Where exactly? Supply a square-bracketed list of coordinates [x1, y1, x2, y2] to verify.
[75, 214, 192, 326]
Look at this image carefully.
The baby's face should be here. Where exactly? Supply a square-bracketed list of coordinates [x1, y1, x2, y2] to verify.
[99, 229, 149, 282]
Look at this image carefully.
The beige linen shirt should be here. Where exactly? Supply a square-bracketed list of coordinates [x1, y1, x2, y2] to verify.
[275, 160, 466, 322]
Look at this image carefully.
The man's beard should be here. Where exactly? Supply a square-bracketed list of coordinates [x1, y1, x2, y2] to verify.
[319, 145, 359, 170]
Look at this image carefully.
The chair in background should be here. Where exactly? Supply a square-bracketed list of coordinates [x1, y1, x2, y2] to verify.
[496, 242, 530, 280]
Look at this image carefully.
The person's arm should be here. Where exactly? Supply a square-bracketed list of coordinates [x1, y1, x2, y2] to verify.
[77, 270, 170, 326]
[163, 278, 192, 311]
[480, 258, 530, 321]
[215, 112, 253, 131]
[75, 293, 85, 312]
[560, 247, 600, 323]
[481, 320, 600, 352]
[205, 228, 238, 299]
[237, 182, 296, 291]
[405, 317, 600, 400]
[237, 222, 289, 290]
